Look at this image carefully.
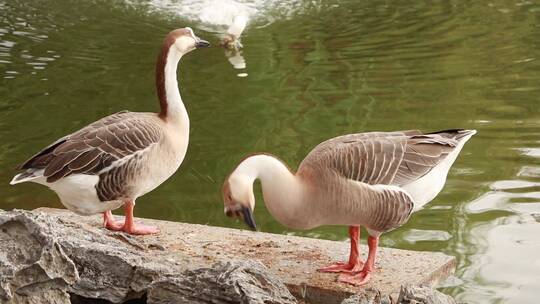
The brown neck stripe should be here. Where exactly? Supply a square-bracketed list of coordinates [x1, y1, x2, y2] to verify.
[156, 28, 191, 119]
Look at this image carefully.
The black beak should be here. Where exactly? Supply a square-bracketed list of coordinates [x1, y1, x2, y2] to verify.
[241, 207, 257, 231]
[195, 39, 210, 48]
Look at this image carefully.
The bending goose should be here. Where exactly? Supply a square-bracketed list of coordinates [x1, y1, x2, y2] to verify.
[223, 129, 475, 285]
[10, 28, 210, 235]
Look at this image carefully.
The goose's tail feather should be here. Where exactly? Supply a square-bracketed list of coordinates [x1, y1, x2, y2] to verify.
[10, 169, 44, 185]
[428, 129, 477, 142]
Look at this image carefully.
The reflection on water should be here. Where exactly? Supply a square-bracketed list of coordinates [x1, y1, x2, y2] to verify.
[225, 50, 247, 76]
[138, 0, 306, 26]
[1, 0, 540, 303]
[459, 215, 540, 303]
[402, 229, 452, 243]
[222, 14, 248, 75]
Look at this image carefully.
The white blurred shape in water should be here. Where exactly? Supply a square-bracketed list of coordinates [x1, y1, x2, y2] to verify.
[490, 179, 540, 191]
[227, 51, 246, 69]
[517, 147, 540, 158]
[518, 166, 540, 178]
[227, 15, 248, 37]
[141, 0, 253, 26]
[402, 229, 452, 243]
[222, 15, 247, 50]
[142, 0, 307, 27]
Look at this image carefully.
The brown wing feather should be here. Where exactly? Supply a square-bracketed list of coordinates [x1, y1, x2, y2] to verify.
[299, 130, 459, 186]
[17, 111, 163, 183]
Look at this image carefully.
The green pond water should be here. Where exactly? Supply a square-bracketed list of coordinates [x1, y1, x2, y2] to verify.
[1, 0, 539, 302]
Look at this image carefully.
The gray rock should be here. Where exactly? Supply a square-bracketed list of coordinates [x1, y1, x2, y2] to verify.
[8, 289, 70, 304]
[340, 288, 381, 304]
[148, 260, 296, 304]
[339, 284, 456, 304]
[0, 212, 77, 303]
[397, 285, 456, 304]
[0, 209, 296, 304]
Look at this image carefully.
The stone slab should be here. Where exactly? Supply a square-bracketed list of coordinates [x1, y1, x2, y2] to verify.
[37, 208, 455, 303]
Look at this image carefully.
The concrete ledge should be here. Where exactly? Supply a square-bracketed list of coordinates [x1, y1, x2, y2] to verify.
[34, 208, 455, 303]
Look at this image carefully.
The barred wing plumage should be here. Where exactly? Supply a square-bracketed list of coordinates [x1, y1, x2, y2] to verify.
[18, 111, 164, 183]
[299, 130, 458, 187]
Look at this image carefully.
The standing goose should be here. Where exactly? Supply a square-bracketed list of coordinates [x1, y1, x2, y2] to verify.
[10, 28, 210, 235]
[223, 129, 475, 285]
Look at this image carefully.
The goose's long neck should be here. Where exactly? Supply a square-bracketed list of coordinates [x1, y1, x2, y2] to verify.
[156, 45, 189, 128]
[236, 154, 311, 229]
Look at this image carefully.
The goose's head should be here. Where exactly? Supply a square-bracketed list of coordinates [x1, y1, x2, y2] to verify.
[222, 175, 257, 231]
[166, 27, 210, 55]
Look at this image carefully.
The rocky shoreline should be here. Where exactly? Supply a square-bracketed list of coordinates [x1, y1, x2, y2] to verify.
[0, 209, 457, 304]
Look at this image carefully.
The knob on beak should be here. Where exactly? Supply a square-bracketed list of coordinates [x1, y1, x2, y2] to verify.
[196, 39, 210, 48]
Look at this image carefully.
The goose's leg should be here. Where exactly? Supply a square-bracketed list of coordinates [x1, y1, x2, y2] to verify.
[338, 235, 379, 286]
[318, 226, 364, 273]
[122, 200, 160, 235]
[103, 211, 123, 231]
